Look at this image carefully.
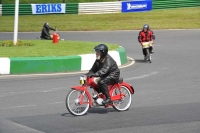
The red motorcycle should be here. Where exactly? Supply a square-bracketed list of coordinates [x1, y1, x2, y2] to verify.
[66, 75, 134, 116]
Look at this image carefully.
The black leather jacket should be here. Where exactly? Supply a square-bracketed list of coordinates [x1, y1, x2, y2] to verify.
[89, 54, 120, 80]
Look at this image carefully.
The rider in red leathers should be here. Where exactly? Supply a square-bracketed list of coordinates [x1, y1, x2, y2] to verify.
[138, 24, 155, 60]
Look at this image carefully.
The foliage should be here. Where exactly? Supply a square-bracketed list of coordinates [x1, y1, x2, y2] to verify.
[0, 40, 119, 57]
[0, 39, 34, 47]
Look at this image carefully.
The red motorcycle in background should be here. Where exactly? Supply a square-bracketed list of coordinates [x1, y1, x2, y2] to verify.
[142, 41, 154, 63]
[66, 75, 134, 116]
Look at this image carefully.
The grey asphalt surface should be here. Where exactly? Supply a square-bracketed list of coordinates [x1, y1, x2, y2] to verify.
[0, 30, 200, 133]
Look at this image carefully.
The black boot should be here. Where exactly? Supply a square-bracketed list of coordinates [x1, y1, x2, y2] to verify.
[101, 86, 111, 104]
[102, 98, 111, 105]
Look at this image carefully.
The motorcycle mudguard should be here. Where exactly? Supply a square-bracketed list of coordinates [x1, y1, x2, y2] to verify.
[71, 86, 93, 107]
[120, 82, 135, 94]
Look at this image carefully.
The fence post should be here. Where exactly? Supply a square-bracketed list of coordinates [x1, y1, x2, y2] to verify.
[13, 0, 19, 45]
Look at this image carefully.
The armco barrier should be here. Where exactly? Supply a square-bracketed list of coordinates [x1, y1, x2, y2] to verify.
[0, 58, 10, 75]
[9, 56, 82, 74]
[66, 3, 78, 14]
[0, 4, 2, 16]
[2, 4, 32, 15]
[78, 1, 121, 14]
[0, 47, 127, 75]
[79, 46, 126, 71]
[117, 46, 127, 65]
[153, 0, 200, 9]
[1, 1, 200, 16]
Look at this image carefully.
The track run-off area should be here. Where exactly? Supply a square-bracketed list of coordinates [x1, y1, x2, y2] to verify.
[0, 30, 200, 133]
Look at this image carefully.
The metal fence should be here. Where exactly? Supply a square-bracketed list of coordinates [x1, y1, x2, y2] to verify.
[0, 0, 200, 16]
[0, 4, 2, 16]
[2, 4, 31, 15]
[79, 1, 121, 14]
[153, 0, 200, 9]
[66, 3, 78, 14]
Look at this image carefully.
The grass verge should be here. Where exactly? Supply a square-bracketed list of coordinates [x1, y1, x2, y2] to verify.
[0, 7, 199, 32]
[0, 40, 119, 57]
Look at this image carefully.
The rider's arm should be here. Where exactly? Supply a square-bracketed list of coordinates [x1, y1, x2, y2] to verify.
[94, 58, 112, 77]
[150, 31, 155, 46]
[88, 61, 98, 74]
[151, 31, 155, 42]
[49, 27, 56, 31]
[138, 31, 143, 45]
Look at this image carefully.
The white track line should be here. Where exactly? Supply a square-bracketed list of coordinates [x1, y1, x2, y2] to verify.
[0, 102, 64, 110]
[0, 87, 65, 98]
[125, 71, 158, 81]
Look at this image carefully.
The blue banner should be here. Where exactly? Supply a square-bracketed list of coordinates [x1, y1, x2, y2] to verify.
[122, 0, 152, 13]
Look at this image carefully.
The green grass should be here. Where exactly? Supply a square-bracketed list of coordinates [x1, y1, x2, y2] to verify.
[0, 7, 199, 57]
[2, 0, 116, 4]
[0, 7, 199, 32]
[0, 40, 119, 57]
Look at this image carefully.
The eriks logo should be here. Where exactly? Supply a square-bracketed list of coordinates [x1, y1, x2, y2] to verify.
[36, 4, 62, 13]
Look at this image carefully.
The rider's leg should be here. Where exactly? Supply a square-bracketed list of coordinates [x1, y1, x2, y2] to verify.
[99, 78, 116, 104]
[95, 87, 102, 93]
[143, 48, 147, 60]
[149, 46, 154, 54]
[43, 36, 51, 40]
[143, 48, 145, 55]
[100, 83, 111, 104]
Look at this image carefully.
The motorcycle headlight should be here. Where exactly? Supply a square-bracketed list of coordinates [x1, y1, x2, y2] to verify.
[80, 76, 86, 85]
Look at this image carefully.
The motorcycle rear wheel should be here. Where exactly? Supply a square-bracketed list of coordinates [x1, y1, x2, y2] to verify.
[66, 89, 90, 116]
[112, 86, 132, 111]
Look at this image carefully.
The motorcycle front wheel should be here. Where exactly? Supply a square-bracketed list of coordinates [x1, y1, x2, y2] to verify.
[112, 86, 132, 111]
[66, 89, 90, 116]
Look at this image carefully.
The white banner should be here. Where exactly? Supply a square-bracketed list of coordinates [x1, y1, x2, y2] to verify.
[31, 4, 66, 14]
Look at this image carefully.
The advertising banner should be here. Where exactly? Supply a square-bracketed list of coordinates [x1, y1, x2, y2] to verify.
[122, 0, 152, 13]
[31, 4, 66, 14]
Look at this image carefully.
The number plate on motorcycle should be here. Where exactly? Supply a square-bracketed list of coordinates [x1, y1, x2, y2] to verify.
[142, 42, 150, 48]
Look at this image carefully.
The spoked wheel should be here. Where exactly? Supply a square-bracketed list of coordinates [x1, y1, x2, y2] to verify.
[112, 86, 132, 111]
[66, 89, 90, 116]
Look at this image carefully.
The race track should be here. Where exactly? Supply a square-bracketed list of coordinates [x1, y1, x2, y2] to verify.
[0, 30, 200, 133]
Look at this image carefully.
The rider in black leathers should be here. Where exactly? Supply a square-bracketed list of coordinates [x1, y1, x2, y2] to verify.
[86, 44, 120, 104]
[40, 23, 56, 40]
